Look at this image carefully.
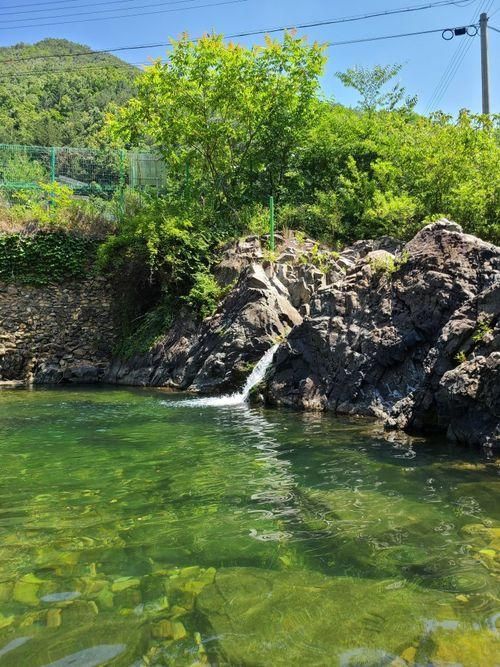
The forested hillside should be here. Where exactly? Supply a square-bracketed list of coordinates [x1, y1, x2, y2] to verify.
[0, 39, 138, 146]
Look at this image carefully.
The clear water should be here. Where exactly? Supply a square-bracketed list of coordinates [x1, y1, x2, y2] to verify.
[0, 386, 498, 667]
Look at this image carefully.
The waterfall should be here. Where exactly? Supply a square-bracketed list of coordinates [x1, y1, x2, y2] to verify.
[177, 344, 278, 407]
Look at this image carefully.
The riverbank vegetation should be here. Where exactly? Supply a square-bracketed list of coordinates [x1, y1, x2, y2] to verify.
[1, 34, 498, 346]
[99, 33, 499, 332]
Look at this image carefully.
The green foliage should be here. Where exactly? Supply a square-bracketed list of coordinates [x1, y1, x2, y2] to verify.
[0, 39, 137, 146]
[1, 181, 118, 237]
[97, 193, 213, 298]
[262, 248, 279, 263]
[240, 204, 270, 237]
[279, 192, 344, 243]
[336, 64, 417, 112]
[11, 182, 74, 225]
[472, 318, 493, 343]
[370, 250, 410, 276]
[290, 104, 500, 244]
[0, 153, 48, 188]
[308, 244, 340, 273]
[184, 271, 229, 320]
[369, 254, 398, 275]
[113, 299, 174, 359]
[107, 33, 326, 223]
[0, 231, 98, 285]
[454, 350, 467, 365]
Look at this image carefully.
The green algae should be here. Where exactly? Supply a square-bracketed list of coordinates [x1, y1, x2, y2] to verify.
[0, 386, 498, 666]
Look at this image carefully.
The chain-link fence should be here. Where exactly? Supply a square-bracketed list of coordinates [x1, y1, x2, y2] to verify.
[0, 144, 166, 199]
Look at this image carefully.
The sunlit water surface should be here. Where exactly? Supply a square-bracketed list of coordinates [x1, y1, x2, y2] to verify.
[0, 386, 498, 666]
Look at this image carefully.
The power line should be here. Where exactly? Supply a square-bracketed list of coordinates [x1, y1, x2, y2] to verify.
[0, 23, 481, 80]
[0, 0, 476, 22]
[425, 34, 473, 110]
[425, 0, 485, 110]
[0, 0, 480, 60]
[327, 25, 472, 47]
[2, 0, 152, 18]
[1, 0, 135, 9]
[425, 0, 494, 111]
[0, 0, 248, 30]
[0, 0, 214, 23]
[490, 22, 500, 29]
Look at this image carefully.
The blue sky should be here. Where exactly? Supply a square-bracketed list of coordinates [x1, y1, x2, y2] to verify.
[0, 0, 498, 115]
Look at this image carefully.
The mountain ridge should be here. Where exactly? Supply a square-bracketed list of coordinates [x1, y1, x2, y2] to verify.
[0, 38, 139, 147]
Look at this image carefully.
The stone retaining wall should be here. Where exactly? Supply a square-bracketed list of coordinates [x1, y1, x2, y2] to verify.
[0, 278, 116, 384]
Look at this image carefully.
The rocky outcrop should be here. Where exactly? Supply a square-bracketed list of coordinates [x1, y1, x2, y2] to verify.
[2, 221, 497, 448]
[266, 221, 499, 448]
[106, 232, 403, 395]
[0, 278, 116, 384]
[106, 263, 303, 393]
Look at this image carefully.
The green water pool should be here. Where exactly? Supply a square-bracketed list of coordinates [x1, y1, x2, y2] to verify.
[0, 386, 498, 666]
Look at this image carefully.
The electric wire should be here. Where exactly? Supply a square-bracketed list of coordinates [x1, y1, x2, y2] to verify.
[0, 0, 475, 21]
[0, 0, 248, 30]
[0, 0, 222, 23]
[433, 0, 495, 108]
[0, 25, 479, 80]
[0, 0, 481, 61]
[2, 0, 161, 18]
[425, 0, 494, 111]
[1, 0, 140, 9]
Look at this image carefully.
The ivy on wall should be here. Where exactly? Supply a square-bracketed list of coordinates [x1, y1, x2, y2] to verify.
[0, 232, 99, 285]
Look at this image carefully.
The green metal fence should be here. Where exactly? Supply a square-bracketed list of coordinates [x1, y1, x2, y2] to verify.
[0, 143, 166, 198]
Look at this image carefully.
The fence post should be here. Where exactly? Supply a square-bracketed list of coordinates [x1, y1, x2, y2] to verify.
[49, 146, 56, 212]
[269, 195, 275, 251]
[119, 149, 126, 221]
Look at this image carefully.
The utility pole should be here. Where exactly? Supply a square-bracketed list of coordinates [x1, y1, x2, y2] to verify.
[480, 12, 490, 115]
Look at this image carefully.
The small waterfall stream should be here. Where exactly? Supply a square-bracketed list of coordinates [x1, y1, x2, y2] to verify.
[178, 344, 278, 407]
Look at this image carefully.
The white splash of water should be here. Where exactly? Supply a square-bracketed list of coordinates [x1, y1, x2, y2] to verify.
[178, 344, 278, 407]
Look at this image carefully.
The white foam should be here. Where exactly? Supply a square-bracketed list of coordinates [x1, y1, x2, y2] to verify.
[176, 344, 278, 407]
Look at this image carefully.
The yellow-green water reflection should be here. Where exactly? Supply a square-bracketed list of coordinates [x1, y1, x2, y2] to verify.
[0, 386, 498, 666]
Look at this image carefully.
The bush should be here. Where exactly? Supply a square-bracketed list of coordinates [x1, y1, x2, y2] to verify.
[0, 181, 119, 237]
[287, 105, 499, 244]
[113, 298, 175, 359]
[279, 192, 344, 244]
[184, 271, 227, 319]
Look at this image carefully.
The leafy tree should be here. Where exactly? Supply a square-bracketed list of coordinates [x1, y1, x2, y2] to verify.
[107, 33, 326, 223]
[336, 64, 417, 112]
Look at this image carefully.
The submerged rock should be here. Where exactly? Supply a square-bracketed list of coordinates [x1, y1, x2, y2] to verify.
[13, 573, 44, 606]
[41, 592, 81, 603]
[197, 567, 458, 666]
[41, 644, 126, 667]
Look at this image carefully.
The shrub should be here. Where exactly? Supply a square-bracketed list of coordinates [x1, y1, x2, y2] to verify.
[184, 271, 228, 319]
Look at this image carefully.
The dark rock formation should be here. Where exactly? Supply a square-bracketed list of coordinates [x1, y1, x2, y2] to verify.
[105, 235, 342, 392]
[105, 263, 303, 393]
[266, 221, 499, 448]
